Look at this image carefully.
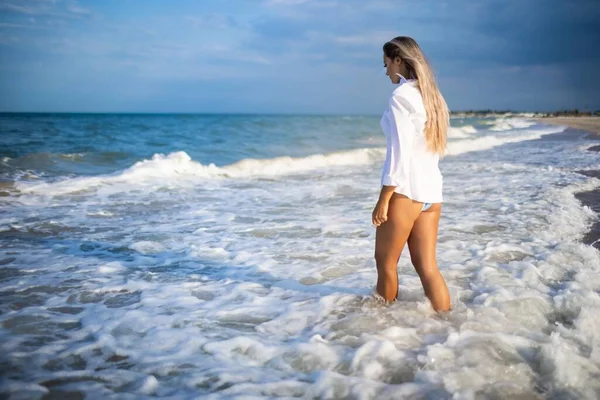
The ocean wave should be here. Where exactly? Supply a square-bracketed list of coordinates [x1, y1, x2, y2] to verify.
[14, 127, 566, 196]
[447, 126, 565, 155]
[14, 148, 385, 196]
[124, 148, 386, 179]
[448, 125, 477, 139]
[488, 118, 538, 132]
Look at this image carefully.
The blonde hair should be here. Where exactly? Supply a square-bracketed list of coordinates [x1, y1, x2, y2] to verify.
[383, 36, 448, 155]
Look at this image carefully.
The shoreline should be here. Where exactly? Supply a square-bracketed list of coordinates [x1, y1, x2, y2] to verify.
[535, 118, 600, 248]
[535, 116, 600, 136]
[575, 142, 600, 249]
[546, 124, 600, 250]
[535, 120, 600, 250]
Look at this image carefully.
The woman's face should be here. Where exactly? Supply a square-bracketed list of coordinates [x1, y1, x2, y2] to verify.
[383, 54, 402, 84]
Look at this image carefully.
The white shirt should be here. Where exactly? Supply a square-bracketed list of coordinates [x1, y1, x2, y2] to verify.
[380, 77, 443, 203]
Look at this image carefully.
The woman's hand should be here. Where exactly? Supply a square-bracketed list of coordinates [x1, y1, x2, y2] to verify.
[372, 199, 389, 227]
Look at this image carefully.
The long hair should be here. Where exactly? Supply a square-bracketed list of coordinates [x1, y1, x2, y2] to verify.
[383, 36, 448, 155]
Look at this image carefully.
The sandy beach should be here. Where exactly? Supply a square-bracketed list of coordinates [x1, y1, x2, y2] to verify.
[536, 116, 600, 135]
[539, 117, 600, 249]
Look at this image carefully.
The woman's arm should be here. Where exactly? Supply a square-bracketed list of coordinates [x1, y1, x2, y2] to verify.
[373, 91, 416, 226]
[381, 92, 416, 189]
[372, 185, 396, 226]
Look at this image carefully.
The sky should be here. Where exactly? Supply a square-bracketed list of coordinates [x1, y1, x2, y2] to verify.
[0, 0, 599, 114]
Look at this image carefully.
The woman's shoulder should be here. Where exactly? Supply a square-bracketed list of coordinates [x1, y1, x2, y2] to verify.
[392, 81, 421, 100]
[390, 82, 424, 113]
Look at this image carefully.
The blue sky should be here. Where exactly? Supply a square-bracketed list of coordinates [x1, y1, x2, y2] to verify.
[0, 0, 599, 113]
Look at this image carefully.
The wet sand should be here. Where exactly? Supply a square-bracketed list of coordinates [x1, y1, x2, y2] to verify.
[536, 116, 600, 136]
[544, 123, 600, 249]
[535, 123, 600, 249]
[575, 144, 600, 249]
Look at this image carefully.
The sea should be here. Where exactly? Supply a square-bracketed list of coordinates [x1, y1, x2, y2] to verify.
[1, 113, 599, 399]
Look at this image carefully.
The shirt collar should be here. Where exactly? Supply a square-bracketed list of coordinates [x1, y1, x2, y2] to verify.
[396, 73, 417, 86]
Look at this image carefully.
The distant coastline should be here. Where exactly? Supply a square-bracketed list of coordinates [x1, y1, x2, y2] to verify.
[1, 110, 599, 119]
[451, 110, 600, 118]
[2, 109, 600, 118]
[449, 110, 600, 136]
[532, 116, 600, 136]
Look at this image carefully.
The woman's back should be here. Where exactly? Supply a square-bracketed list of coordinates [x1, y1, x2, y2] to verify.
[380, 80, 443, 203]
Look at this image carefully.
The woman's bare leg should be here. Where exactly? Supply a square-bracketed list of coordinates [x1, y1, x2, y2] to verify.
[374, 194, 422, 302]
[406, 204, 450, 311]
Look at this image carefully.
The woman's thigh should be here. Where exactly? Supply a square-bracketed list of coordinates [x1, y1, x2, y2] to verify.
[407, 203, 442, 273]
[375, 194, 423, 262]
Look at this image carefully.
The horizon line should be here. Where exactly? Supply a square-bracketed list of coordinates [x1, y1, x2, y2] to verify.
[1, 110, 595, 116]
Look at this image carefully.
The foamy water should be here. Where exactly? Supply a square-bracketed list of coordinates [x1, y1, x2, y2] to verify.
[1, 115, 600, 399]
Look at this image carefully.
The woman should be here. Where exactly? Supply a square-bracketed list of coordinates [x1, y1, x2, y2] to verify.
[372, 36, 451, 312]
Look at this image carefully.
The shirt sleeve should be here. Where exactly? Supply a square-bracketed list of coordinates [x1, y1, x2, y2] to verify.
[381, 92, 416, 187]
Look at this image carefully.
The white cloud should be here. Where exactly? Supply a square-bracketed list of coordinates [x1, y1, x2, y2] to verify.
[185, 14, 236, 30]
[264, 0, 312, 6]
[0, 0, 92, 18]
[0, 22, 52, 29]
[334, 31, 397, 46]
[67, 4, 91, 16]
[263, 0, 339, 11]
[0, 33, 19, 44]
[0, 2, 38, 14]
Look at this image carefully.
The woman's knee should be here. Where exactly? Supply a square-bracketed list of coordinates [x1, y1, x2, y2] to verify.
[374, 251, 398, 272]
[416, 263, 440, 282]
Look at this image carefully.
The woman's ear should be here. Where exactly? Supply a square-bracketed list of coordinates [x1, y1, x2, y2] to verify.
[394, 57, 402, 65]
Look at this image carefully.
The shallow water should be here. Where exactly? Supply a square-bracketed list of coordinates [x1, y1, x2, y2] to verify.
[1, 114, 600, 399]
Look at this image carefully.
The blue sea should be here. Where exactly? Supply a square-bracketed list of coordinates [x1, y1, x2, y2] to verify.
[1, 113, 600, 399]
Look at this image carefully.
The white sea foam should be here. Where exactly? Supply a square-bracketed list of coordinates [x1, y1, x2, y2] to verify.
[448, 125, 477, 139]
[14, 125, 566, 198]
[1, 119, 599, 398]
[488, 118, 538, 131]
[447, 125, 564, 155]
[14, 148, 385, 196]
